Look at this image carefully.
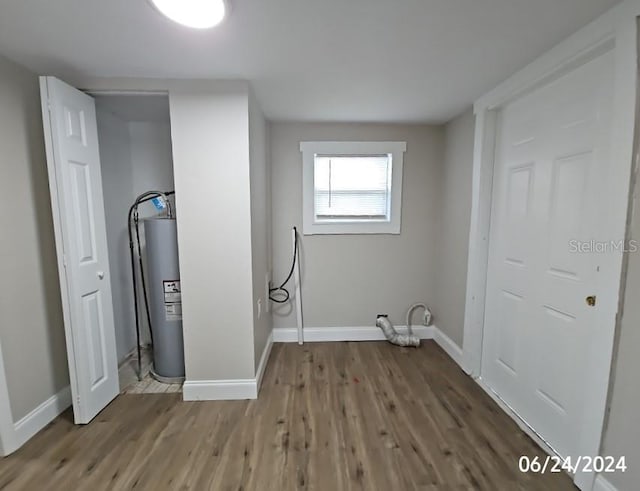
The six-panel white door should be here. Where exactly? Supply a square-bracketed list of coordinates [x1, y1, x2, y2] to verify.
[40, 77, 119, 424]
[481, 52, 614, 458]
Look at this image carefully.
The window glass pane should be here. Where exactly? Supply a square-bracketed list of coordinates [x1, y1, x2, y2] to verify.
[314, 155, 391, 219]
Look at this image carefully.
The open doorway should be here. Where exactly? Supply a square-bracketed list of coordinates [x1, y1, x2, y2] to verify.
[40, 78, 185, 423]
[93, 94, 184, 395]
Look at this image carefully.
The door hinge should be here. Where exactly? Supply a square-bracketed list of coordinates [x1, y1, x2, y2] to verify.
[62, 254, 67, 268]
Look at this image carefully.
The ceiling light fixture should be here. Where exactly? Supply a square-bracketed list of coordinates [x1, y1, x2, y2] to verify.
[149, 0, 227, 29]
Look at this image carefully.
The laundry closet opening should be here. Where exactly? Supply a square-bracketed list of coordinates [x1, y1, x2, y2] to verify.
[93, 93, 185, 394]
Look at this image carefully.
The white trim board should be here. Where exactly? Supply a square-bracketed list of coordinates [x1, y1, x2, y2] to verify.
[272, 325, 434, 343]
[0, 326, 72, 456]
[183, 379, 258, 401]
[13, 387, 71, 448]
[271, 325, 464, 370]
[300, 141, 407, 235]
[0, 339, 15, 456]
[462, 3, 639, 490]
[433, 328, 466, 371]
[255, 332, 274, 393]
[183, 332, 274, 402]
[0, 385, 71, 457]
[475, 377, 558, 460]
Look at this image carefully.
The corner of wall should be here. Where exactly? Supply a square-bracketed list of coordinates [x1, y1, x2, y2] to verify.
[248, 92, 272, 374]
[170, 85, 255, 384]
[433, 109, 475, 350]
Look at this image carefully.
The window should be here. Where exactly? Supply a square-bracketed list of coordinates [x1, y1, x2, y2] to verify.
[314, 155, 390, 220]
[301, 141, 406, 235]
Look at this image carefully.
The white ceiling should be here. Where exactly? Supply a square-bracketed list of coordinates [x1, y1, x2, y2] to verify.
[0, 0, 621, 123]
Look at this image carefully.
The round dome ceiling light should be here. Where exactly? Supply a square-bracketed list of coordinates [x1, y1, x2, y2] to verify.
[149, 0, 227, 29]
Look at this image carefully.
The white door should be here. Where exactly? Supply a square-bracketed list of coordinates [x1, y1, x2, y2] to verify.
[40, 77, 119, 424]
[482, 52, 613, 458]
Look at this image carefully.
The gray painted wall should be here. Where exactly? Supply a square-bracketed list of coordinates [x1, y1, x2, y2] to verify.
[129, 121, 174, 197]
[0, 54, 69, 420]
[435, 110, 475, 346]
[270, 122, 443, 330]
[249, 91, 272, 370]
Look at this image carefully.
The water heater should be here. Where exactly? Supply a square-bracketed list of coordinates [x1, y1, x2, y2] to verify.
[144, 217, 185, 382]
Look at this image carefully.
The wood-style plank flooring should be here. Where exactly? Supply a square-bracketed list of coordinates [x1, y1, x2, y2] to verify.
[0, 342, 575, 490]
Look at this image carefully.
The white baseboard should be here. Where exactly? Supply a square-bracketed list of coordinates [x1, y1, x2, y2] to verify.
[593, 474, 619, 491]
[183, 379, 257, 401]
[271, 324, 465, 363]
[183, 331, 274, 402]
[272, 325, 435, 343]
[12, 386, 71, 450]
[255, 332, 274, 393]
[433, 328, 466, 371]
[271, 325, 466, 372]
[475, 377, 557, 459]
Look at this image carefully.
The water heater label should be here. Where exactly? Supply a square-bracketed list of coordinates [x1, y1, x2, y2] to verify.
[165, 303, 182, 321]
[151, 196, 167, 211]
[163, 280, 182, 321]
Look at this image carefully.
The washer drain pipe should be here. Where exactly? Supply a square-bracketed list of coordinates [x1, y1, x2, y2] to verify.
[376, 303, 432, 348]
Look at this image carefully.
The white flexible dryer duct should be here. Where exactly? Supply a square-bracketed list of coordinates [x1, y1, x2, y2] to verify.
[376, 303, 432, 348]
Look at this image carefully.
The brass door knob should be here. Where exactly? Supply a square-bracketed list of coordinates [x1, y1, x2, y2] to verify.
[586, 296, 597, 307]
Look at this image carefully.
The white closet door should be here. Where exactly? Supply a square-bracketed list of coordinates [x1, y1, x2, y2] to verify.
[482, 51, 613, 458]
[40, 76, 119, 424]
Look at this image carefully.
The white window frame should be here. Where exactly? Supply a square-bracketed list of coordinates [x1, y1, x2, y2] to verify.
[300, 141, 406, 235]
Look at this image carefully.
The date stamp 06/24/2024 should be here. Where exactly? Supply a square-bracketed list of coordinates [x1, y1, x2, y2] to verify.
[519, 455, 627, 474]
